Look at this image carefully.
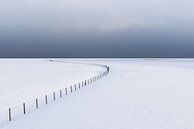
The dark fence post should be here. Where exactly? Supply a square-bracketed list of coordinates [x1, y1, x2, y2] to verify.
[23, 103, 26, 114]
[79, 83, 80, 89]
[60, 90, 62, 98]
[53, 92, 56, 101]
[65, 88, 68, 95]
[70, 86, 73, 93]
[8, 108, 11, 121]
[36, 98, 39, 109]
[74, 84, 76, 91]
[45, 95, 48, 104]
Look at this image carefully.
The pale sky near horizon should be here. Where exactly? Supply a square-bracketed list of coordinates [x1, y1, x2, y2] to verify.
[0, 0, 194, 57]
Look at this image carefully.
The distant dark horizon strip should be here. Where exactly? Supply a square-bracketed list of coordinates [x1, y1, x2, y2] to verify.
[0, 56, 194, 58]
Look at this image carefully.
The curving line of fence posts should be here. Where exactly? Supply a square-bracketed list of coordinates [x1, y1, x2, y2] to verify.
[3, 64, 110, 124]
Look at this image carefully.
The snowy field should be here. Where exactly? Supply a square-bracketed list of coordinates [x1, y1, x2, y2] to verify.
[0, 59, 106, 127]
[1, 58, 194, 129]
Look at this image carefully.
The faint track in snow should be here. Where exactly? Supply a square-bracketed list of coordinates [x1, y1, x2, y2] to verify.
[49, 59, 110, 71]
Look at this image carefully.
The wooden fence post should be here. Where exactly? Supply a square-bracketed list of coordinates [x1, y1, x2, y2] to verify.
[79, 83, 80, 89]
[70, 86, 73, 93]
[74, 84, 76, 91]
[36, 98, 39, 109]
[65, 88, 68, 95]
[53, 92, 56, 101]
[23, 103, 26, 114]
[8, 108, 11, 121]
[60, 90, 62, 98]
[45, 95, 48, 104]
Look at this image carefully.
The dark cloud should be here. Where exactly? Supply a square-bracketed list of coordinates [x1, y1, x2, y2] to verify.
[0, 0, 194, 57]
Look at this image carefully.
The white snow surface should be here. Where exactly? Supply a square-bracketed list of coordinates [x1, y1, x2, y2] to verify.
[1, 58, 194, 129]
[0, 59, 105, 127]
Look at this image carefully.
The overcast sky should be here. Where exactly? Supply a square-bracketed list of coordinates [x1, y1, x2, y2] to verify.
[0, 0, 194, 57]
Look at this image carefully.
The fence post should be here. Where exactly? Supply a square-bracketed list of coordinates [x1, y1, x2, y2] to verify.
[79, 83, 80, 89]
[53, 92, 56, 101]
[8, 108, 11, 121]
[70, 86, 73, 93]
[60, 90, 62, 98]
[45, 95, 48, 104]
[36, 98, 38, 109]
[23, 103, 26, 114]
[74, 84, 76, 91]
[65, 88, 68, 95]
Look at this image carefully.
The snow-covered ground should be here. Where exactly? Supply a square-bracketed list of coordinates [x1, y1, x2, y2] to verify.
[0, 59, 106, 127]
[1, 58, 194, 129]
